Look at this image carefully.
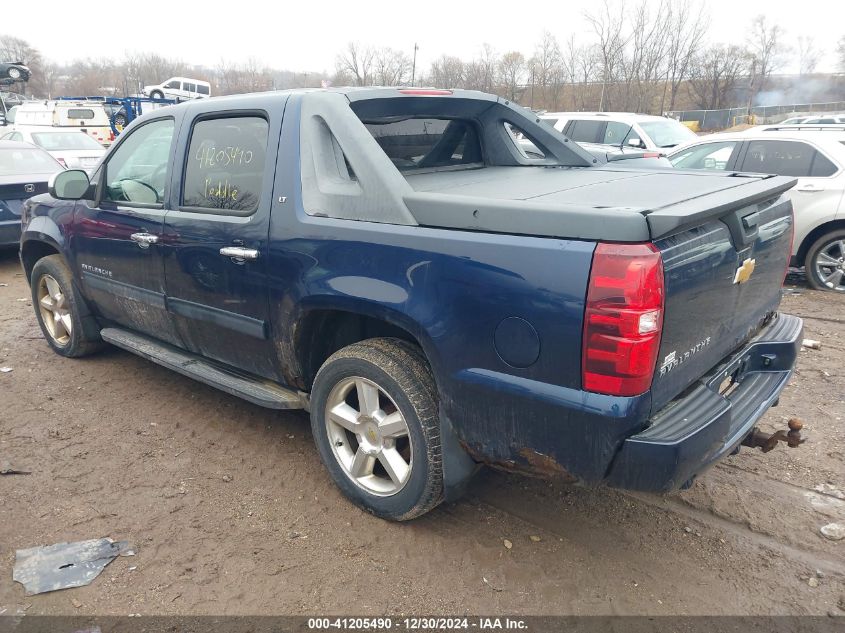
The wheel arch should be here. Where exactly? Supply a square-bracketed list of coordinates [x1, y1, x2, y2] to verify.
[288, 301, 440, 393]
[795, 219, 845, 266]
[20, 235, 63, 283]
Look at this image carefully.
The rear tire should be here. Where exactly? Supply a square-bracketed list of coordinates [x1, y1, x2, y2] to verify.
[804, 230, 845, 292]
[30, 255, 103, 357]
[310, 338, 443, 521]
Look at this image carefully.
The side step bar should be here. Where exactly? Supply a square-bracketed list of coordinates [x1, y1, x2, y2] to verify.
[100, 328, 305, 410]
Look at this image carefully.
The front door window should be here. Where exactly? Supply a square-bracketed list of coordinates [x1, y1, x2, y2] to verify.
[103, 119, 174, 206]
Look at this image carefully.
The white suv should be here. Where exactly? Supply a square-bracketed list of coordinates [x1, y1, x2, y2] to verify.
[539, 112, 698, 151]
[668, 128, 845, 291]
[142, 77, 211, 101]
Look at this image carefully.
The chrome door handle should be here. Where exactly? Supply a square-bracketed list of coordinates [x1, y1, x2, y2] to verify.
[130, 232, 159, 248]
[219, 246, 259, 261]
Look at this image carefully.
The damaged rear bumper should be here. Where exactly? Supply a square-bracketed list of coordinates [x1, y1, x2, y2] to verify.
[605, 313, 803, 492]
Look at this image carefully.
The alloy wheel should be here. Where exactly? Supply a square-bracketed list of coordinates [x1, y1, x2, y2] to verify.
[324, 376, 413, 496]
[37, 274, 72, 345]
[813, 239, 845, 291]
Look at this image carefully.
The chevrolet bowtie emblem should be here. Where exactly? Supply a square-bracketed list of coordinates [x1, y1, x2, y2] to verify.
[734, 258, 756, 284]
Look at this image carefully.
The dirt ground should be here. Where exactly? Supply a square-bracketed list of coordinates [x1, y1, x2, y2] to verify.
[0, 250, 843, 617]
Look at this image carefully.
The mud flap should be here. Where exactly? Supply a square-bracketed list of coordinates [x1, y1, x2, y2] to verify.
[439, 413, 480, 502]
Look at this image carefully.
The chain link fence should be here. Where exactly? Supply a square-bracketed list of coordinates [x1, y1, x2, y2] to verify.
[668, 101, 845, 131]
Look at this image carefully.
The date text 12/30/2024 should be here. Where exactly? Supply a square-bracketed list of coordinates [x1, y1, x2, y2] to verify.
[308, 618, 528, 631]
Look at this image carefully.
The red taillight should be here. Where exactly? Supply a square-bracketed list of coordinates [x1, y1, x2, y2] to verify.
[582, 242, 665, 397]
[398, 89, 453, 96]
[783, 210, 795, 285]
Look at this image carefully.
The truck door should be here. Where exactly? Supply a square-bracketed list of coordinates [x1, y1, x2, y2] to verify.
[72, 116, 182, 345]
[161, 102, 286, 381]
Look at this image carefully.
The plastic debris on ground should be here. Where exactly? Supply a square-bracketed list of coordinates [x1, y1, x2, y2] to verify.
[13, 538, 135, 595]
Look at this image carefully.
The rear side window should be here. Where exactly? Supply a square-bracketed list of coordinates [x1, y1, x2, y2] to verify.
[566, 119, 603, 143]
[364, 118, 482, 171]
[197, 84, 210, 95]
[810, 151, 838, 177]
[67, 108, 94, 120]
[740, 140, 821, 178]
[182, 115, 268, 213]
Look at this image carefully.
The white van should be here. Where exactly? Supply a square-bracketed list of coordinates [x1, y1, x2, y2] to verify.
[6, 100, 114, 146]
[142, 77, 211, 101]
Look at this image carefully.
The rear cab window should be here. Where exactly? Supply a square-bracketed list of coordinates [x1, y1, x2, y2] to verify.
[364, 118, 482, 171]
[67, 108, 95, 120]
[182, 115, 269, 213]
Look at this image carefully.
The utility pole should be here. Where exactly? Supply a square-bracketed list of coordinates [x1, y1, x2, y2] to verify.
[411, 43, 419, 86]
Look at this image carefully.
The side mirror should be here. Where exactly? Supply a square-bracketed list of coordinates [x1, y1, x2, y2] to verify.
[627, 138, 645, 149]
[49, 169, 91, 200]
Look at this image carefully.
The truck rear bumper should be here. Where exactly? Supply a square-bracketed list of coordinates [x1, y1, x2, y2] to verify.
[605, 313, 803, 492]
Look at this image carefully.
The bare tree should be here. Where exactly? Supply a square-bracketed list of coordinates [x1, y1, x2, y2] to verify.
[216, 58, 272, 95]
[839, 36, 845, 71]
[746, 15, 786, 105]
[373, 47, 411, 86]
[621, 0, 674, 112]
[688, 44, 749, 110]
[796, 36, 821, 75]
[428, 55, 465, 88]
[335, 42, 375, 86]
[584, 0, 629, 111]
[530, 31, 563, 109]
[464, 44, 499, 92]
[661, 0, 709, 112]
[497, 51, 526, 101]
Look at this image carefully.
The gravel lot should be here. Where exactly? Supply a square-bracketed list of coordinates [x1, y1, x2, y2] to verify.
[0, 251, 843, 616]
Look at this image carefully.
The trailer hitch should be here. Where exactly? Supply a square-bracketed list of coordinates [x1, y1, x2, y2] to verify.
[742, 418, 805, 453]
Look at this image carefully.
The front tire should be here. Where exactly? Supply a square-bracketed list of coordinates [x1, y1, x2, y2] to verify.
[149, 90, 164, 100]
[30, 255, 103, 357]
[310, 338, 443, 521]
[804, 230, 845, 292]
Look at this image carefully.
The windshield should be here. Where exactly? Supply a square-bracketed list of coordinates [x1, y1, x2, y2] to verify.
[32, 131, 104, 151]
[0, 147, 62, 174]
[638, 119, 697, 148]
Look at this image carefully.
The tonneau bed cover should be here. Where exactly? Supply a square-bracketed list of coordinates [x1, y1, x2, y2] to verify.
[403, 166, 796, 242]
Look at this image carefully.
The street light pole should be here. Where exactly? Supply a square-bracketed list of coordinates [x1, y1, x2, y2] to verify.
[411, 43, 419, 86]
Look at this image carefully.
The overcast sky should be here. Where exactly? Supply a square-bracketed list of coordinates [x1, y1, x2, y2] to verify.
[10, 0, 844, 74]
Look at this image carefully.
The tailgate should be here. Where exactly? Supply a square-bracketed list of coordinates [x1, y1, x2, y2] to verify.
[649, 185, 795, 412]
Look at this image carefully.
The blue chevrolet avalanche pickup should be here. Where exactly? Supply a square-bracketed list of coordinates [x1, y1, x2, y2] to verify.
[20, 88, 803, 520]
